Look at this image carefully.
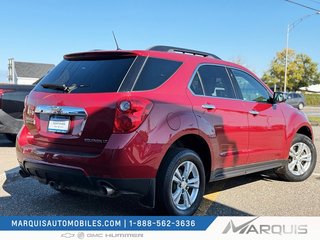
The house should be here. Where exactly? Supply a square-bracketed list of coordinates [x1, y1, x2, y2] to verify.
[299, 84, 320, 93]
[8, 58, 55, 85]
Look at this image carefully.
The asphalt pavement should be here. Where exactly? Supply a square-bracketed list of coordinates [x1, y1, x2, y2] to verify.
[303, 106, 320, 117]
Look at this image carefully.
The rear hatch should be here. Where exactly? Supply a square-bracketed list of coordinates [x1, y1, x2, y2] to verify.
[24, 50, 183, 154]
[25, 51, 138, 154]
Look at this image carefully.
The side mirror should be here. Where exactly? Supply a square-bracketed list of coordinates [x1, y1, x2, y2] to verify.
[272, 92, 286, 103]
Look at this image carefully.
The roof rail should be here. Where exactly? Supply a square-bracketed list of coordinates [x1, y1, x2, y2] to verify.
[148, 45, 221, 59]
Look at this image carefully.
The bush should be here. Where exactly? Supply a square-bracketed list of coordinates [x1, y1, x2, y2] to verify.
[304, 93, 320, 106]
[308, 116, 320, 126]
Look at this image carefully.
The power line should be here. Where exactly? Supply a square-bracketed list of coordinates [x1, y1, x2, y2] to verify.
[305, 0, 320, 5]
[285, 0, 320, 12]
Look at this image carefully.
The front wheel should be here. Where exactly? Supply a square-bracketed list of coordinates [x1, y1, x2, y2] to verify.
[298, 103, 304, 110]
[156, 148, 205, 216]
[276, 134, 316, 182]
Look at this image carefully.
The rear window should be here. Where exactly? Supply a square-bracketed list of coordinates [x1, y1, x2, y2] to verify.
[132, 58, 182, 91]
[34, 57, 135, 93]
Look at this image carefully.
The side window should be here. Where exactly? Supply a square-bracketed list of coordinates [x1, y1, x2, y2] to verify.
[133, 58, 182, 91]
[190, 72, 204, 95]
[196, 65, 235, 99]
[231, 69, 271, 103]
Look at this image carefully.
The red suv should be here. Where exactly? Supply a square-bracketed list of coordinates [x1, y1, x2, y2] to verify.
[16, 46, 317, 215]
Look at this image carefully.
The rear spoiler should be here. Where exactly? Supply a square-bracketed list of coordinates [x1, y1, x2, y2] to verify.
[64, 51, 137, 60]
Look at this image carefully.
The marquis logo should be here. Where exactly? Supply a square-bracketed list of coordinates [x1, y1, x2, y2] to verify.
[222, 217, 308, 235]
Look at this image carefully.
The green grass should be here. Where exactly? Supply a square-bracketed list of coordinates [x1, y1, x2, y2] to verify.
[308, 116, 320, 126]
[305, 93, 320, 106]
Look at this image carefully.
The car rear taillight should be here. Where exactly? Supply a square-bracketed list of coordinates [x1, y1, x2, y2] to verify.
[23, 95, 35, 125]
[113, 97, 153, 133]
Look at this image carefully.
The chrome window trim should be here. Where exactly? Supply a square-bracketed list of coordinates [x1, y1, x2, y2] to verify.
[130, 56, 149, 91]
[190, 71, 205, 95]
[116, 56, 138, 92]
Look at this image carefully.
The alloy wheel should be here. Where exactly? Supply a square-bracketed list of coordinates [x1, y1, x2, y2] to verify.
[170, 161, 200, 210]
[288, 142, 312, 176]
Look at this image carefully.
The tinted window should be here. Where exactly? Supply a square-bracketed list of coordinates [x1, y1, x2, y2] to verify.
[231, 69, 271, 102]
[34, 57, 135, 93]
[133, 58, 182, 91]
[197, 65, 235, 99]
[190, 72, 204, 95]
[118, 57, 146, 92]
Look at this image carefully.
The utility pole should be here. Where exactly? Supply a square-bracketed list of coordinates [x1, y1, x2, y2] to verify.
[283, 12, 319, 92]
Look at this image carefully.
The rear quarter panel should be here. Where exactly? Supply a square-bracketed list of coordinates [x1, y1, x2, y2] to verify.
[122, 88, 199, 174]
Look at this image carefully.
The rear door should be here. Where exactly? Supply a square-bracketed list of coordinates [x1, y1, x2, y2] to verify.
[229, 68, 286, 163]
[187, 65, 249, 170]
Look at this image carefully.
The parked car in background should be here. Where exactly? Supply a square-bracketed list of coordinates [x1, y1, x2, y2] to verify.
[0, 81, 37, 142]
[285, 92, 306, 110]
[16, 46, 317, 215]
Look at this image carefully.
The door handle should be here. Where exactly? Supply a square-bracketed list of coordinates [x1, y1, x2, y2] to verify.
[249, 110, 259, 116]
[202, 104, 216, 110]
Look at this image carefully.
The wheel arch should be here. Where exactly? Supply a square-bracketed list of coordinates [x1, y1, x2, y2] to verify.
[297, 125, 313, 140]
[157, 134, 212, 182]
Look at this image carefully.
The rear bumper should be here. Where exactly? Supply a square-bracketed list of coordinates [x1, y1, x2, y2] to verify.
[19, 160, 156, 207]
[16, 123, 163, 207]
[0, 109, 23, 134]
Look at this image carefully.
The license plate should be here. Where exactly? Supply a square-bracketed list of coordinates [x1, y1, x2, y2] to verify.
[48, 116, 70, 133]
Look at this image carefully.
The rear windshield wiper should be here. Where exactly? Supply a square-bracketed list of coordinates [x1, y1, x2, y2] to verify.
[41, 84, 77, 93]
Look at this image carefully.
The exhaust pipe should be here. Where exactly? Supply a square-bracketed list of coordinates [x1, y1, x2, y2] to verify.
[49, 181, 57, 188]
[49, 181, 65, 191]
[98, 181, 117, 196]
[104, 186, 115, 195]
[19, 169, 30, 178]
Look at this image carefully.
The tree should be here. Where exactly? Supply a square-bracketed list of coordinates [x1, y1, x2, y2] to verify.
[262, 49, 320, 91]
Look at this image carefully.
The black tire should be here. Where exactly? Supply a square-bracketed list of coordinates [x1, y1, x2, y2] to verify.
[5, 134, 16, 143]
[156, 148, 205, 216]
[276, 134, 316, 182]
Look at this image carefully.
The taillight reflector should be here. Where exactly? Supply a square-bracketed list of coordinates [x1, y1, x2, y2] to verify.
[113, 97, 153, 133]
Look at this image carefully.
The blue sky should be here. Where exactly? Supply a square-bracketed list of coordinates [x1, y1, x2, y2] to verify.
[0, 0, 319, 82]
